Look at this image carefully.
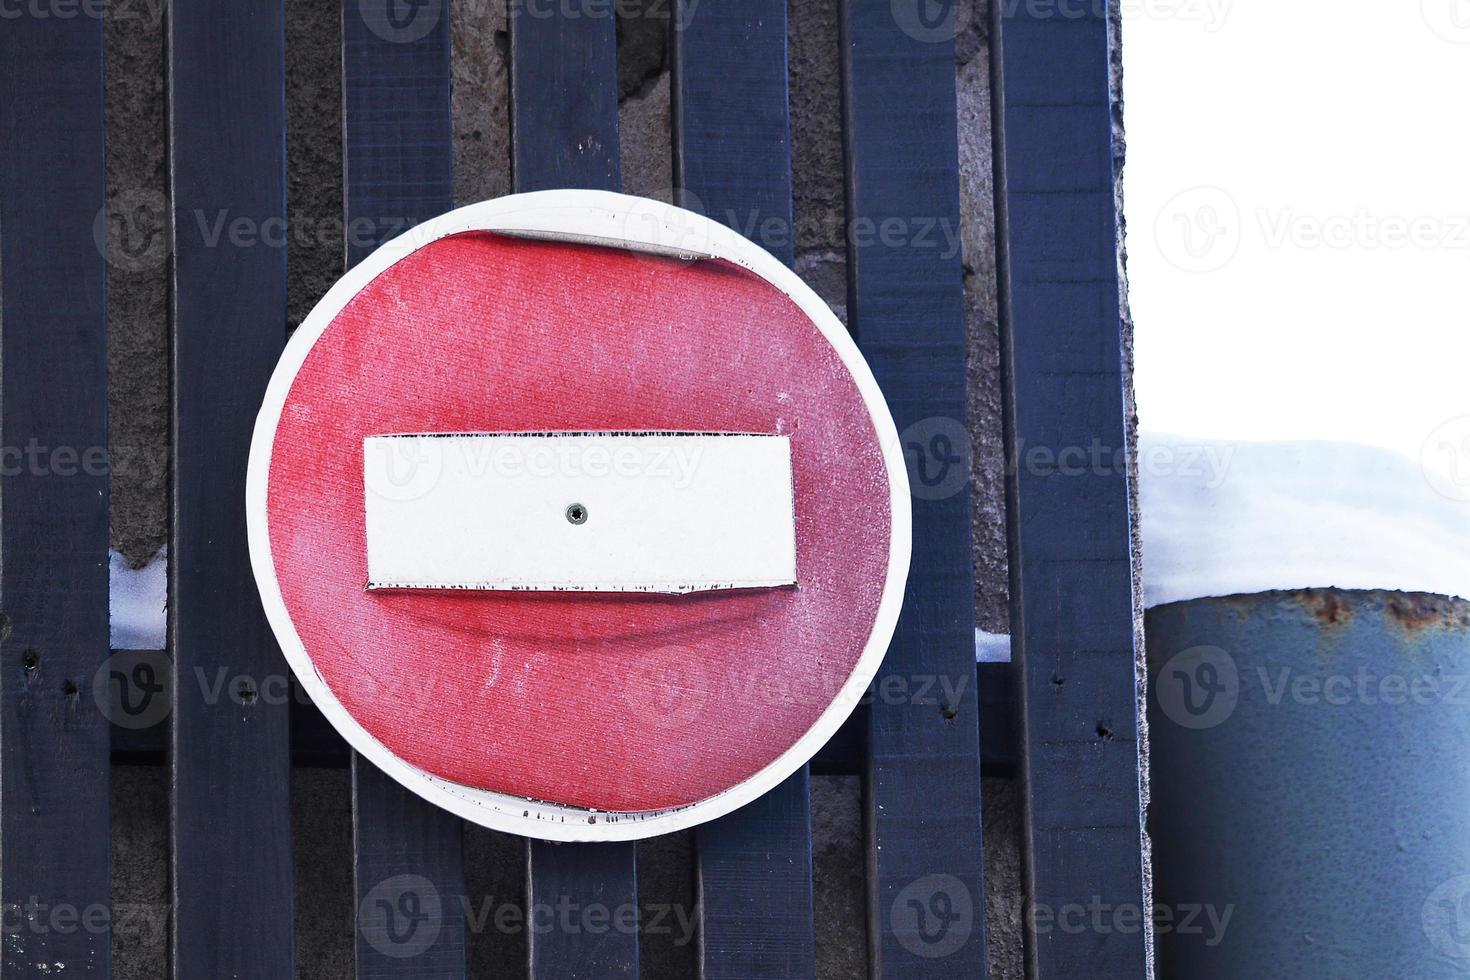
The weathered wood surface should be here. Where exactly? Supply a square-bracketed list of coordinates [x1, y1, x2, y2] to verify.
[993, 1, 1149, 975]
[342, 2, 468, 975]
[673, 1, 818, 976]
[510, 6, 638, 977]
[841, 2, 989, 975]
[169, 1, 295, 975]
[0, 10, 112, 977]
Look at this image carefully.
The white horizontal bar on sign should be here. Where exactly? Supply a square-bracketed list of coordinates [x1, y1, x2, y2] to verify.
[363, 432, 797, 594]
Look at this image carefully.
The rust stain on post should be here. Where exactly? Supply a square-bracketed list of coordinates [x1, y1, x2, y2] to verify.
[1300, 589, 1354, 628]
[1384, 592, 1470, 634]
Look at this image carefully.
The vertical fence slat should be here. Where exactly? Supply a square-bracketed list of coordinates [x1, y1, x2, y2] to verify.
[509, 6, 638, 977]
[526, 842, 638, 978]
[0, 11, 111, 977]
[694, 771, 813, 980]
[168, 3, 295, 976]
[992, 2, 1149, 976]
[509, 3, 620, 193]
[340, 1, 467, 975]
[671, 3, 817, 977]
[351, 757, 467, 976]
[671, 0, 793, 270]
[839, 3, 988, 976]
[343, 0, 455, 267]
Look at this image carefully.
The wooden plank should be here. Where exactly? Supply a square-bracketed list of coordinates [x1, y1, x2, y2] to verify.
[671, 0, 794, 266]
[341, 2, 467, 975]
[671, 3, 816, 976]
[992, 2, 1149, 976]
[0, 11, 111, 978]
[509, 2, 620, 192]
[168, 3, 294, 976]
[526, 842, 639, 978]
[352, 756, 467, 976]
[510, 8, 638, 977]
[344, 0, 455, 266]
[695, 769, 814, 979]
[839, 4, 988, 976]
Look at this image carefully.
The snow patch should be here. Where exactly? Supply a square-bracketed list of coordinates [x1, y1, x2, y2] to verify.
[1139, 433, 1470, 607]
[975, 629, 1011, 663]
[110, 547, 166, 649]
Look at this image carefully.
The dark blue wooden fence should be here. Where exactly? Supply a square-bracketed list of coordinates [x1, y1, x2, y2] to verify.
[671, 4, 820, 977]
[343, 5, 471, 977]
[993, 0, 1150, 976]
[168, 4, 296, 976]
[0, 9, 111, 976]
[0, 0, 1143, 976]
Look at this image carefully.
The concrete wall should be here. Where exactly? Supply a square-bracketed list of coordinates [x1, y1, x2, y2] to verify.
[90, 0, 1129, 975]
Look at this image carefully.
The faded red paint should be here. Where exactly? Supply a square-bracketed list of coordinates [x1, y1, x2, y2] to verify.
[266, 233, 892, 812]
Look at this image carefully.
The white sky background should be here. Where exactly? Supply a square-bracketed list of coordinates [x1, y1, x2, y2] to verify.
[1122, 0, 1470, 468]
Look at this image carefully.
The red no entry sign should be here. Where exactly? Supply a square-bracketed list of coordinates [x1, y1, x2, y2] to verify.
[247, 191, 910, 840]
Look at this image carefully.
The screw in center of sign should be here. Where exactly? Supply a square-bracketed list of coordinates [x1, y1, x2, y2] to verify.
[566, 503, 588, 525]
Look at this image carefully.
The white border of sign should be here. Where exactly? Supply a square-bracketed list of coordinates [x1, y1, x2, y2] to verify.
[245, 190, 912, 841]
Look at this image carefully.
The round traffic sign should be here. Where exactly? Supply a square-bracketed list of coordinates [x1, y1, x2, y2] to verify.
[247, 191, 910, 840]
